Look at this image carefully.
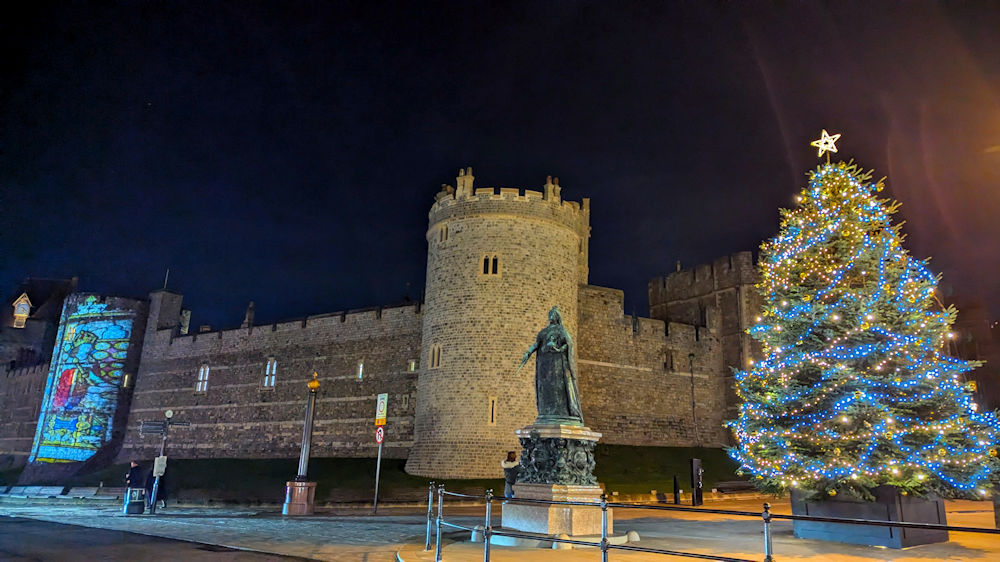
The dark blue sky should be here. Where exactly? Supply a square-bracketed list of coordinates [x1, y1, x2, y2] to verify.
[3, 1, 999, 328]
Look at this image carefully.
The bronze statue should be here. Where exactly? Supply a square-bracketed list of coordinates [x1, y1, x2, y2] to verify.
[519, 306, 584, 424]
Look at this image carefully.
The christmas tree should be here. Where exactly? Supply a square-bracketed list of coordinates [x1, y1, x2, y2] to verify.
[729, 131, 1000, 500]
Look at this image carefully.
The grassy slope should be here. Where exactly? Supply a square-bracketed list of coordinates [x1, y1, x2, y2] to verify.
[3, 445, 742, 502]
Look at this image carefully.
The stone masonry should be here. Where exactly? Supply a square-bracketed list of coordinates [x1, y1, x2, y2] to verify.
[0, 363, 49, 470]
[406, 170, 591, 478]
[648, 251, 762, 422]
[120, 294, 421, 462]
[5, 168, 752, 480]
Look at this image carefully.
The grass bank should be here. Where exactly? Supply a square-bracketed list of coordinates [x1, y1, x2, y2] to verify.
[4, 445, 741, 502]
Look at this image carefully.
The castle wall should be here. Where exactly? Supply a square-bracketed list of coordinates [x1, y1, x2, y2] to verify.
[407, 173, 592, 478]
[648, 251, 761, 420]
[0, 363, 48, 470]
[120, 299, 422, 462]
[577, 286, 729, 447]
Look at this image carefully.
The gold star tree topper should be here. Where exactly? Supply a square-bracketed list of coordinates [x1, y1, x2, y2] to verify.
[810, 129, 841, 157]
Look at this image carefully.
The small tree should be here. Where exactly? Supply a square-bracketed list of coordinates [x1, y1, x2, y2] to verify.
[730, 156, 1000, 500]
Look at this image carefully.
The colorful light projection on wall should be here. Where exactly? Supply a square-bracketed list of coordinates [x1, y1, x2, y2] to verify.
[30, 295, 135, 463]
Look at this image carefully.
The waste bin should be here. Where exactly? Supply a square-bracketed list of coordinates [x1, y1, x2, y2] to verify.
[123, 487, 145, 515]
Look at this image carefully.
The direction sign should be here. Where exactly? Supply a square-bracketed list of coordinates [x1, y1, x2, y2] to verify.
[375, 426, 385, 444]
[140, 420, 167, 436]
[375, 393, 388, 426]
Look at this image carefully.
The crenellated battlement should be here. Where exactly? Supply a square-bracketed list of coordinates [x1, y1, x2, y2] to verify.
[152, 302, 424, 353]
[428, 167, 590, 237]
[649, 251, 757, 305]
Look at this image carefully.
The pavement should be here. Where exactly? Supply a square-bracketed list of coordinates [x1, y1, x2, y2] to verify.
[1, 497, 998, 561]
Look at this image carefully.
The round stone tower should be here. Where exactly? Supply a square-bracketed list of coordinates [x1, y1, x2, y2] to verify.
[405, 167, 591, 478]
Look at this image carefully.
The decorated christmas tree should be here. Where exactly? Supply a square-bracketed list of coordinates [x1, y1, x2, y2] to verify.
[729, 131, 1000, 500]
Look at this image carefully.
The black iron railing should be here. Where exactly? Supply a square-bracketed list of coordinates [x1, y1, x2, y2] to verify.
[422, 483, 1000, 562]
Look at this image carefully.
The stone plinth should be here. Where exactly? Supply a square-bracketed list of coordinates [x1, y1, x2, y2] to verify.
[502, 482, 611, 536]
[282, 481, 317, 516]
[501, 422, 611, 536]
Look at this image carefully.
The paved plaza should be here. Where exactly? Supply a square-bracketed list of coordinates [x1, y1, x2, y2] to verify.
[1, 497, 997, 561]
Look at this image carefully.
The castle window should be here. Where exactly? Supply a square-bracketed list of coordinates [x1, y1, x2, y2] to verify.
[401, 394, 409, 409]
[439, 225, 448, 243]
[407, 359, 417, 372]
[195, 364, 210, 393]
[488, 396, 497, 426]
[122, 373, 132, 389]
[263, 357, 277, 389]
[429, 344, 442, 369]
[481, 254, 500, 276]
[357, 361, 364, 380]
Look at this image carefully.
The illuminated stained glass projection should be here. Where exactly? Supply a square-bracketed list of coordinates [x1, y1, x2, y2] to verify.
[29, 295, 136, 463]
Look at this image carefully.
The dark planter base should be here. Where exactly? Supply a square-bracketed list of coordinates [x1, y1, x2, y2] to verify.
[790, 486, 948, 548]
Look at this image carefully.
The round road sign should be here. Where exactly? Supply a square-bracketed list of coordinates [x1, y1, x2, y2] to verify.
[375, 426, 385, 444]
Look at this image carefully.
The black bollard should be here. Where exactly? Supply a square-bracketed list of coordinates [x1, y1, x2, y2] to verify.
[673, 475, 680, 504]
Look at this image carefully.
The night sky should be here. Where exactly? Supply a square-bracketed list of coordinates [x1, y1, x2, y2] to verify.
[3, 1, 999, 328]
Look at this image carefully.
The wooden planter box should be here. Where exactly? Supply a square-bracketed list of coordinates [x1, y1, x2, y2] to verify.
[790, 486, 948, 548]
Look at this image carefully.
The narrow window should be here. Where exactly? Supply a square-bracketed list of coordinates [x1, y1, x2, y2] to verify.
[263, 357, 277, 388]
[196, 364, 210, 393]
[439, 225, 448, 242]
[481, 254, 501, 276]
[401, 394, 409, 409]
[488, 396, 497, 426]
[429, 345, 442, 369]
[407, 359, 417, 372]
[357, 361, 364, 380]
[122, 373, 132, 389]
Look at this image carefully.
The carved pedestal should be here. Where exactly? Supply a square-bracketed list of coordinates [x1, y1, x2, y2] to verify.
[501, 422, 611, 536]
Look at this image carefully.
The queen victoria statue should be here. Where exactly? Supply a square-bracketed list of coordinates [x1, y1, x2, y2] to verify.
[519, 306, 584, 425]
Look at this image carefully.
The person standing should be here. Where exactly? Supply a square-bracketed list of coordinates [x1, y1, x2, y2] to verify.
[501, 451, 520, 498]
[125, 460, 143, 490]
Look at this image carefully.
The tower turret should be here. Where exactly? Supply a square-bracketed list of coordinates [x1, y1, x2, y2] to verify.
[406, 168, 591, 478]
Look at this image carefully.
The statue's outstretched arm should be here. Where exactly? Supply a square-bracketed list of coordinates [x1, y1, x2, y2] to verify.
[518, 340, 538, 371]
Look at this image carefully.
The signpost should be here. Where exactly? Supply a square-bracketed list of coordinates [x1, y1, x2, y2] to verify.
[373, 394, 388, 514]
[143, 410, 190, 515]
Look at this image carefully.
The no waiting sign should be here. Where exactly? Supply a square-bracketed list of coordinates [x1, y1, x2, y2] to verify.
[375, 426, 385, 444]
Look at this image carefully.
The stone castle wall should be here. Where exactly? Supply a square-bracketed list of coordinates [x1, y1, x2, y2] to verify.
[120, 298, 422, 462]
[648, 251, 761, 420]
[0, 363, 48, 470]
[6, 169, 754, 480]
[406, 171, 591, 478]
[577, 286, 729, 447]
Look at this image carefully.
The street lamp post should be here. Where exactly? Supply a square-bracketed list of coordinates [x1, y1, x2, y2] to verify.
[282, 372, 321, 515]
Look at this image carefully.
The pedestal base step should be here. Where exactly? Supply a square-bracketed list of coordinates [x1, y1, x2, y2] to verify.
[471, 526, 637, 549]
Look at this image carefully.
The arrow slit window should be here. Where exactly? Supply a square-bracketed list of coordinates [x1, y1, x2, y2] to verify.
[195, 364, 210, 393]
[357, 360, 364, 380]
[488, 396, 497, 426]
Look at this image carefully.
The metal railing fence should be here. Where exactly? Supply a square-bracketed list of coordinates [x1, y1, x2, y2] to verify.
[422, 482, 1000, 562]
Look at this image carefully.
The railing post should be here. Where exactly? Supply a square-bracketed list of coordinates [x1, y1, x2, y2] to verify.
[435, 484, 444, 562]
[424, 481, 435, 551]
[601, 492, 609, 562]
[483, 489, 493, 561]
[762, 502, 774, 562]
